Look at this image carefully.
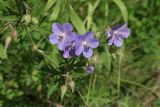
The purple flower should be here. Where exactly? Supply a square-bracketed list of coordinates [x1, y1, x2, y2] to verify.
[63, 35, 77, 58]
[85, 64, 94, 74]
[49, 23, 75, 51]
[75, 32, 99, 58]
[106, 23, 130, 47]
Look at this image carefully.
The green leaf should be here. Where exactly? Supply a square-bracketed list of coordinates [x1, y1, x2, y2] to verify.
[112, 0, 128, 22]
[48, 46, 62, 68]
[49, 0, 61, 21]
[47, 83, 58, 99]
[69, 5, 86, 34]
[87, 0, 100, 30]
[105, 0, 109, 18]
[153, 99, 160, 107]
[0, 0, 7, 8]
[44, 0, 56, 12]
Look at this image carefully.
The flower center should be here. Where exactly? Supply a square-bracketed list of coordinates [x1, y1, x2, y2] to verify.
[82, 41, 87, 45]
[62, 32, 66, 37]
[58, 32, 66, 42]
[69, 41, 76, 50]
[83, 41, 90, 52]
[113, 31, 118, 35]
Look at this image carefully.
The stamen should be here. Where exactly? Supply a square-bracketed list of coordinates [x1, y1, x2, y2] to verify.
[62, 32, 66, 37]
[83, 41, 87, 45]
[114, 31, 118, 35]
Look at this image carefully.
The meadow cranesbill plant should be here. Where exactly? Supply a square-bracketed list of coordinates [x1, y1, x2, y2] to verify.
[49, 23, 76, 51]
[75, 32, 99, 58]
[106, 23, 130, 47]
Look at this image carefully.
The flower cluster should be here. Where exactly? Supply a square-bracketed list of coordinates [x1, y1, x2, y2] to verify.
[49, 22, 130, 73]
[49, 23, 99, 58]
[106, 23, 130, 47]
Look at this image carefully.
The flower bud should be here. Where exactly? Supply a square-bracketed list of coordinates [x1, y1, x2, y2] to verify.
[85, 64, 94, 74]
[54, 104, 64, 107]
[61, 85, 67, 100]
[5, 36, 12, 49]
[68, 81, 75, 93]
[23, 14, 31, 24]
[11, 29, 18, 39]
[37, 84, 42, 92]
[31, 17, 39, 25]
[92, 54, 100, 64]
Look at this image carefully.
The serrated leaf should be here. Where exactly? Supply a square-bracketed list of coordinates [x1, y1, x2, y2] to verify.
[47, 83, 58, 99]
[69, 5, 86, 34]
[113, 0, 128, 22]
[49, 0, 61, 21]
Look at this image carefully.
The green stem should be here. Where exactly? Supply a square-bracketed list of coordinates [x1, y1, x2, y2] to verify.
[64, 58, 70, 73]
[86, 75, 92, 106]
[77, 90, 87, 106]
[121, 78, 159, 97]
[99, 28, 108, 44]
[24, 25, 58, 69]
[35, 48, 59, 69]
[117, 54, 121, 98]
[24, 25, 35, 46]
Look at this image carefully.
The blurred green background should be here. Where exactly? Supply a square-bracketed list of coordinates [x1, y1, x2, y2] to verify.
[0, 0, 160, 107]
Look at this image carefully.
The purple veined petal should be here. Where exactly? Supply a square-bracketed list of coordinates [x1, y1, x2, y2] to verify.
[119, 23, 127, 29]
[69, 48, 76, 57]
[118, 28, 130, 38]
[58, 42, 65, 51]
[106, 29, 112, 38]
[112, 23, 128, 31]
[52, 23, 63, 35]
[63, 23, 73, 32]
[108, 37, 114, 46]
[85, 32, 94, 40]
[89, 38, 99, 48]
[75, 44, 84, 56]
[75, 36, 84, 44]
[113, 37, 123, 47]
[83, 48, 93, 58]
[63, 49, 70, 58]
[49, 34, 59, 44]
[64, 35, 75, 46]
[67, 32, 77, 42]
